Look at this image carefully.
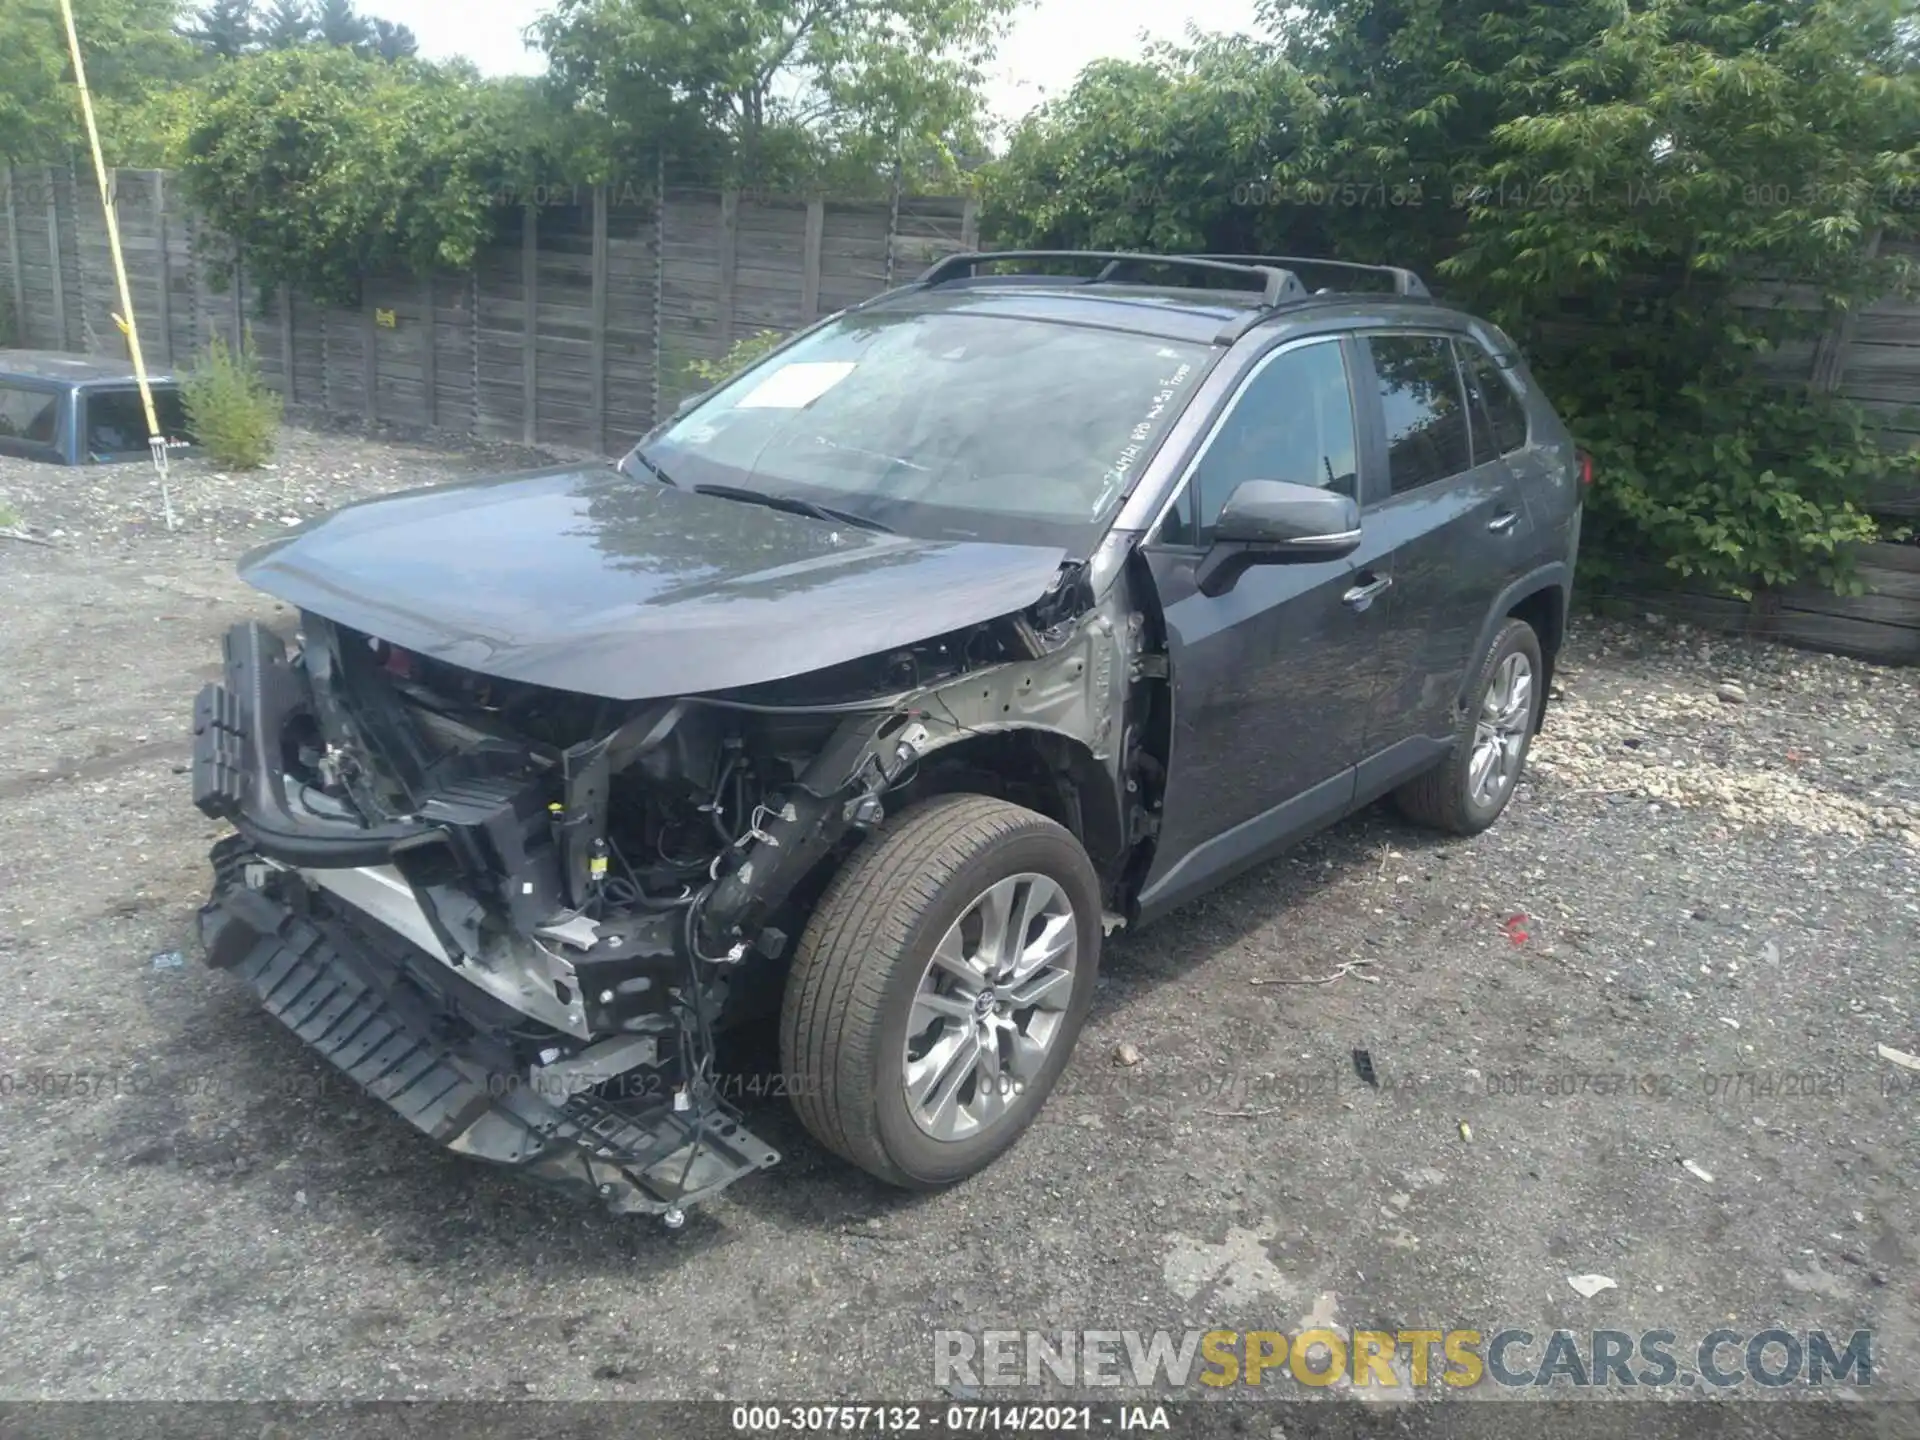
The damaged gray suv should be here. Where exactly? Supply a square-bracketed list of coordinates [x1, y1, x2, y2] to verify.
[192, 251, 1586, 1221]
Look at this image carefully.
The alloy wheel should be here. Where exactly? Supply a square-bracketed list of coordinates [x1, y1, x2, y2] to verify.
[901, 872, 1078, 1142]
[1469, 650, 1534, 807]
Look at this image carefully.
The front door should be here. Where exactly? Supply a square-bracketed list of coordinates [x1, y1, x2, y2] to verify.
[1136, 336, 1391, 914]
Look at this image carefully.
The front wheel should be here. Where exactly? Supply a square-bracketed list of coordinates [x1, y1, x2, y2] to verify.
[1393, 618, 1543, 835]
[779, 795, 1101, 1188]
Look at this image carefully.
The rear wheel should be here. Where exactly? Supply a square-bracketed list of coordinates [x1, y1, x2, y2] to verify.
[779, 795, 1100, 1188]
[1393, 618, 1542, 835]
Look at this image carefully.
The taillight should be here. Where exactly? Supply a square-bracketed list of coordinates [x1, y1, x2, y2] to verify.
[1577, 450, 1593, 486]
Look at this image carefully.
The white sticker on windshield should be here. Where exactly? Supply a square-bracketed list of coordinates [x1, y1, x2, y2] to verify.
[735, 362, 857, 409]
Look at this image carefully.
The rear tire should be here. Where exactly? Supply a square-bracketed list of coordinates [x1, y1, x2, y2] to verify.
[779, 795, 1101, 1188]
[1393, 618, 1543, 836]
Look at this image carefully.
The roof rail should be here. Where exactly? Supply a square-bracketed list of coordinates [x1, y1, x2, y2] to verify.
[1180, 254, 1429, 298]
[917, 250, 1306, 306]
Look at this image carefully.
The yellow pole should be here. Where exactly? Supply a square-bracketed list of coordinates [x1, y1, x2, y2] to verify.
[58, 0, 176, 528]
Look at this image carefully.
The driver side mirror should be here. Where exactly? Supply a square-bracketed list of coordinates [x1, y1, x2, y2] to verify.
[1195, 480, 1362, 596]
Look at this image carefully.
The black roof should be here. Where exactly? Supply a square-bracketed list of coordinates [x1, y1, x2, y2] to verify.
[0, 349, 180, 388]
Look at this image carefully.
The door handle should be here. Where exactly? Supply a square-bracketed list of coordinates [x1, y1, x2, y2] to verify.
[1343, 574, 1392, 610]
[1488, 511, 1520, 534]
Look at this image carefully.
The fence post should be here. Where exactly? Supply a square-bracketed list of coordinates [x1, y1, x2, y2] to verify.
[801, 198, 824, 324]
[278, 284, 293, 401]
[362, 286, 378, 422]
[884, 161, 902, 288]
[187, 211, 205, 360]
[44, 165, 68, 349]
[3, 166, 24, 344]
[419, 271, 437, 429]
[521, 203, 538, 446]
[318, 284, 330, 413]
[231, 246, 246, 356]
[716, 189, 739, 353]
[79, 168, 97, 354]
[960, 196, 979, 252]
[651, 154, 665, 428]
[590, 183, 608, 453]
[469, 268, 480, 436]
[152, 171, 174, 366]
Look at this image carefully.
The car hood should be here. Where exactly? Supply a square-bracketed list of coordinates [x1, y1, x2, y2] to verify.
[237, 465, 1070, 700]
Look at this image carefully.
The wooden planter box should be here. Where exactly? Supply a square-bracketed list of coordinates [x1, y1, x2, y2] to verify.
[1596, 540, 1920, 665]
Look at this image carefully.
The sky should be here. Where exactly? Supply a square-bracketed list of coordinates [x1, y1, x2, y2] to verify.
[369, 0, 1266, 125]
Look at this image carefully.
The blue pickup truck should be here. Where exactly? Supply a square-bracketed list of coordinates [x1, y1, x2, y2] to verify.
[0, 350, 195, 465]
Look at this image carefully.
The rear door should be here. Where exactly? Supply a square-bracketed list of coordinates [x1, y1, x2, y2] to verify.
[1136, 335, 1391, 913]
[1352, 333, 1536, 784]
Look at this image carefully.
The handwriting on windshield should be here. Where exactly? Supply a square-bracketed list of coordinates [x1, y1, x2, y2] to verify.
[1094, 362, 1195, 513]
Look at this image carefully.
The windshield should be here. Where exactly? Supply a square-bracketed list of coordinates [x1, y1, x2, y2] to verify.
[633, 306, 1212, 547]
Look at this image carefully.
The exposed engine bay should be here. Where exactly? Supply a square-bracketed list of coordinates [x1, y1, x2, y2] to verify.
[193, 549, 1165, 1220]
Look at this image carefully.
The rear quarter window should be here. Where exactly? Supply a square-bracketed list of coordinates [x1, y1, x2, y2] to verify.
[0, 384, 59, 447]
[1460, 342, 1530, 458]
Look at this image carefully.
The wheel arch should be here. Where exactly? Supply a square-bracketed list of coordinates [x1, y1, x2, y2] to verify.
[1463, 564, 1567, 731]
[888, 726, 1130, 891]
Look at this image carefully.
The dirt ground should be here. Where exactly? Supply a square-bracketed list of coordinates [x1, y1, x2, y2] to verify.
[0, 425, 1916, 1404]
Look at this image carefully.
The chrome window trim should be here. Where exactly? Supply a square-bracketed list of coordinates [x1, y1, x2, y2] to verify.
[1455, 333, 1533, 457]
[1129, 333, 1357, 548]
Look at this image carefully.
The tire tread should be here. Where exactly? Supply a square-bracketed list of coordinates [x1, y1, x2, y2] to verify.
[779, 795, 1082, 1187]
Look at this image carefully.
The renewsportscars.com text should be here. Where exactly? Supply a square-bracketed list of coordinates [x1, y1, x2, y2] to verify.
[934, 1327, 1872, 1390]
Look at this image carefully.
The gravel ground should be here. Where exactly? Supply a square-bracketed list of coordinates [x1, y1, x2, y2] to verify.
[0, 426, 1916, 1405]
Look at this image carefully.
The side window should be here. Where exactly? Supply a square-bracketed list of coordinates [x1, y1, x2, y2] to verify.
[85, 389, 191, 457]
[1167, 340, 1358, 545]
[1368, 335, 1471, 495]
[1460, 342, 1529, 458]
[0, 385, 58, 446]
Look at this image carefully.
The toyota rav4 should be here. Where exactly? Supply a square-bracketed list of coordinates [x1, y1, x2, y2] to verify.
[191, 251, 1585, 1222]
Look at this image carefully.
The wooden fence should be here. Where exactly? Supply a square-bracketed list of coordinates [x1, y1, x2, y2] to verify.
[1594, 541, 1920, 665]
[0, 163, 978, 454]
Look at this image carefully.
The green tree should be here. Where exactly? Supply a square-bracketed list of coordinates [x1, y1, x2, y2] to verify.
[1260, 0, 1626, 272]
[185, 0, 256, 55]
[532, 0, 1021, 188]
[0, 0, 195, 162]
[257, 0, 311, 46]
[983, 37, 1311, 253]
[313, 0, 366, 47]
[368, 16, 415, 60]
[177, 46, 521, 302]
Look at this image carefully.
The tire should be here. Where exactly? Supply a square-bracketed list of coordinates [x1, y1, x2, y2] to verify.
[1393, 618, 1544, 836]
[779, 794, 1101, 1189]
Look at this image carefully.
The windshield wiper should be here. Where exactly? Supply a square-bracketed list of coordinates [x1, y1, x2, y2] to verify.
[691, 483, 892, 534]
[621, 449, 678, 487]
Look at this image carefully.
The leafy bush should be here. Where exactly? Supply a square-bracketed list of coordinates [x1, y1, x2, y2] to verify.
[180, 333, 283, 469]
[683, 329, 786, 388]
[1562, 360, 1912, 597]
[178, 47, 524, 305]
